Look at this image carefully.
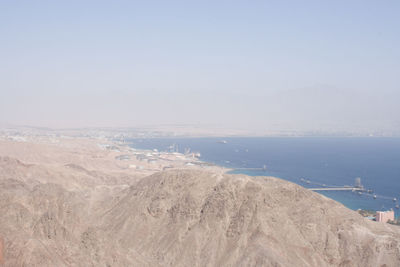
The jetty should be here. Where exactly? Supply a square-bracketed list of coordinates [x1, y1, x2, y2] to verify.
[310, 187, 363, 191]
[305, 177, 366, 192]
[234, 165, 267, 172]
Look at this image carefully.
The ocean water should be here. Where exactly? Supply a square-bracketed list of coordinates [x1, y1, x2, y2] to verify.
[129, 137, 400, 217]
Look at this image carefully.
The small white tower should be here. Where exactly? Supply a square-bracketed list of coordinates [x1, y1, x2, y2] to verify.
[355, 177, 362, 189]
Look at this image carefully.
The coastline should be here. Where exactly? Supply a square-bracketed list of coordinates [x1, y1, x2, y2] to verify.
[0, 134, 231, 180]
[128, 137, 400, 219]
[1, 133, 398, 220]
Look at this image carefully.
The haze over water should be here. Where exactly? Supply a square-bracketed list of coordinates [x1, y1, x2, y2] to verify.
[131, 137, 400, 217]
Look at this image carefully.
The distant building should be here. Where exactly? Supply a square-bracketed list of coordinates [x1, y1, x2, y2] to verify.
[376, 210, 395, 223]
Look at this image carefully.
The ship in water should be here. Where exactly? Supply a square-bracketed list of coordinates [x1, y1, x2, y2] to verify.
[217, 140, 228, 144]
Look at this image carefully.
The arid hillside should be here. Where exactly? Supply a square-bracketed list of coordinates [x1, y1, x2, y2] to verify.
[0, 139, 399, 267]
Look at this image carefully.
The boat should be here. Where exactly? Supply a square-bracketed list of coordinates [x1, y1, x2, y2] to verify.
[358, 192, 362, 195]
[393, 198, 397, 202]
[217, 140, 227, 144]
[373, 194, 377, 199]
[396, 204, 400, 209]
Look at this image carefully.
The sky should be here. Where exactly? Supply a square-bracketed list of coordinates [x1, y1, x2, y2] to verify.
[0, 1, 399, 134]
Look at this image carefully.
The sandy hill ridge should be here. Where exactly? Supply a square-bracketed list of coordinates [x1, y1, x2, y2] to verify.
[0, 139, 400, 266]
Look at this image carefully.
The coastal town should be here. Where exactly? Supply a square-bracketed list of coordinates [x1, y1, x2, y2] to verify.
[99, 140, 224, 175]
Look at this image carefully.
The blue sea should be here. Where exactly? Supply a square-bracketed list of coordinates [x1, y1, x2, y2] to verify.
[129, 137, 400, 217]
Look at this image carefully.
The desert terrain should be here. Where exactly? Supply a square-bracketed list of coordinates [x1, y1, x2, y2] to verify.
[0, 136, 400, 266]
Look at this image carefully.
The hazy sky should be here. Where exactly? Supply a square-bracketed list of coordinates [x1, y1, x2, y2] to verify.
[1, 1, 399, 133]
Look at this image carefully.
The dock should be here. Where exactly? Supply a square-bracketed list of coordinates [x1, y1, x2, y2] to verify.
[303, 177, 365, 192]
[234, 165, 267, 171]
[234, 167, 266, 171]
[309, 187, 363, 191]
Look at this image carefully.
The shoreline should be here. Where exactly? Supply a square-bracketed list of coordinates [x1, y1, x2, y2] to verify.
[1, 133, 397, 220]
[127, 137, 400, 219]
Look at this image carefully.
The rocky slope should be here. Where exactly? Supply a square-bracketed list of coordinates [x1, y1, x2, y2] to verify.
[97, 170, 400, 267]
[1, 140, 400, 266]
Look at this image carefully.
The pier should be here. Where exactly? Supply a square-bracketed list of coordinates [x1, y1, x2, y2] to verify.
[234, 165, 267, 172]
[234, 167, 267, 171]
[310, 187, 363, 191]
[303, 177, 367, 192]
